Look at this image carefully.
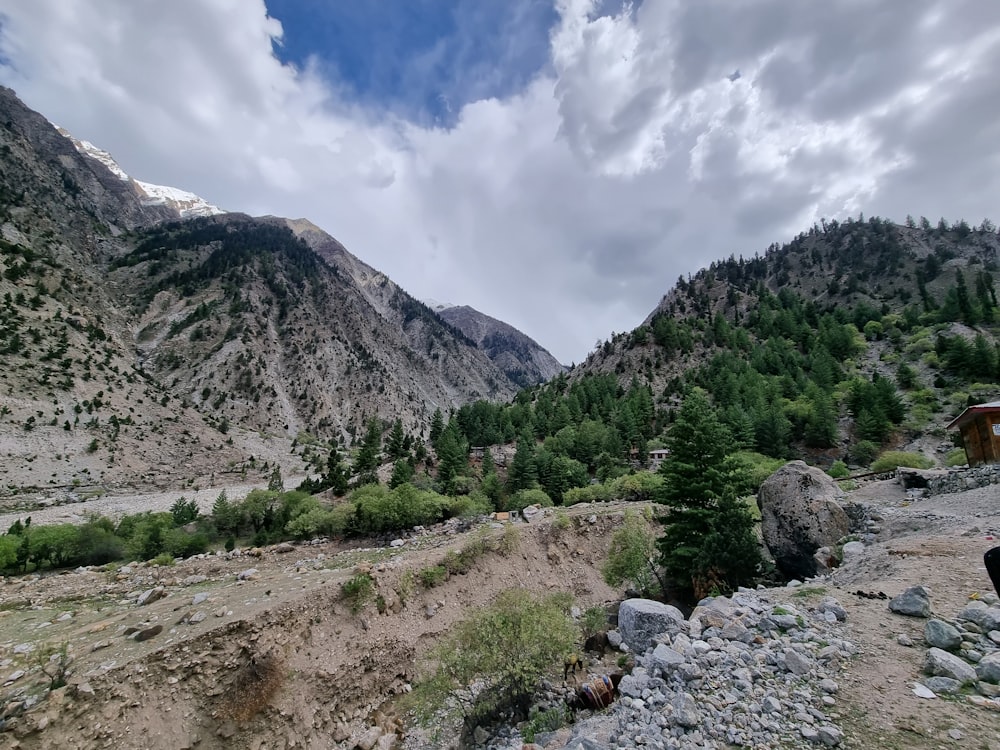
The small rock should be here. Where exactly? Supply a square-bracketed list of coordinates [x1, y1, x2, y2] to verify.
[3, 670, 25, 685]
[389, 539, 405, 548]
[192, 592, 209, 606]
[888, 586, 931, 618]
[137, 586, 166, 606]
[237, 568, 258, 581]
[912, 683, 936, 699]
[134, 625, 163, 642]
[275, 542, 295, 553]
[896, 634, 913, 646]
[976, 652, 1000, 684]
[784, 649, 813, 676]
[923, 676, 961, 695]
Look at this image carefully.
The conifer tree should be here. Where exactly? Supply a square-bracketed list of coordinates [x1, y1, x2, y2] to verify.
[655, 390, 761, 602]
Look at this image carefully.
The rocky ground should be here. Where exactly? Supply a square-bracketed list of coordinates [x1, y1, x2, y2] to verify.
[0, 478, 999, 749]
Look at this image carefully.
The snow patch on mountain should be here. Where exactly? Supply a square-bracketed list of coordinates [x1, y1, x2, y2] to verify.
[424, 298, 456, 312]
[57, 127, 224, 218]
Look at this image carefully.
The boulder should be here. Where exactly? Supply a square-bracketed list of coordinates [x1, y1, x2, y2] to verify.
[976, 652, 1000, 684]
[758, 461, 850, 579]
[618, 599, 686, 653]
[889, 586, 931, 618]
[923, 647, 977, 684]
[924, 619, 961, 650]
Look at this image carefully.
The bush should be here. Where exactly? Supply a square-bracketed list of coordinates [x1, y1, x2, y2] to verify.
[827, 460, 850, 479]
[448, 492, 492, 519]
[602, 510, 661, 597]
[350, 483, 450, 535]
[612, 471, 665, 502]
[285, 507, 337, 540]
[418, 565, 448, 588]
[563, 483, 614, 506]
[731, 452, 786, 494]
[342, 573, 375, 614]
[869, 451, 935, 473]
[849, 440, 879, 466]
[945, 448, 968, 467]
[507, 488, 552, 513]
[408, 590, 577, 735]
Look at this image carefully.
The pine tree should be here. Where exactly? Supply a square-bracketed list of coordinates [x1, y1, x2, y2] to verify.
[429, 408, 444, 446]
[435, 423, 467, 494]
[354, 418, 383, 486]
[506, 430, 537, 493]
[655, 390, 761, 602]
[385, 419, 407, 460]
[325, 445, 350, 496]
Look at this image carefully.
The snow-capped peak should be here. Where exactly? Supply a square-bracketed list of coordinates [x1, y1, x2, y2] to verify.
[57, 127, 224, 219]
[424, 298, 456, 312]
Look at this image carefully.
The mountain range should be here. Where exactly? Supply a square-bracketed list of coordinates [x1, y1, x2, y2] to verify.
[0, 87, 558, 492]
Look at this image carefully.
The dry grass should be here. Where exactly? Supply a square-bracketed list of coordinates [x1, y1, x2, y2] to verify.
[218, 650, 285, 723]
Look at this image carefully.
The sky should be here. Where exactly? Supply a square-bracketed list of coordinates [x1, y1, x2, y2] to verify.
[1, 1, 999, 364]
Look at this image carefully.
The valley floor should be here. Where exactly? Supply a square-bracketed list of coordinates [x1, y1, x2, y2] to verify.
[1, 480, 999, 749]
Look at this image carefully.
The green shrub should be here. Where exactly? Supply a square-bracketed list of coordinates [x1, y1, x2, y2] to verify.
[602, 510, 661, 597]
[612, 471, 665, 502]
[285, 507, 336, 539]
[495, 524, 520, 556]
[350, 483, 449, 535]
[827, 460, 850, 479]
[580, 605, 607, 638]
[731, 452, 786, 494]
[849, 440, 879, 466]
[507, 488, 552, 513]
[152, 552, 175, 566]
[342, 573, 374, 614]
[448, 492, 492, 519]
[870, 451, 935, 473]
[408, 590, 577, 734]
[563, 483, 613, 506]
[945, 448, 968, 467]
[418, 565, 448, 588]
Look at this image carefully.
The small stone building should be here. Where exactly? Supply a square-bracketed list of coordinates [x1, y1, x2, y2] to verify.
[947, 400, 1000, 467]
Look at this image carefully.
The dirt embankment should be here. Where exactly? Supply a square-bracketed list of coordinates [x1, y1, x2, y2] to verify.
[0, 508, 627, 750]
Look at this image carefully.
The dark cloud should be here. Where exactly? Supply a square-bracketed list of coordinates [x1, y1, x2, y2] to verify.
[0, 0, 998, 363]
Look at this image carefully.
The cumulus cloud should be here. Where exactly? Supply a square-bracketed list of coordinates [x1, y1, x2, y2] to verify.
[0, 0, 999, 363]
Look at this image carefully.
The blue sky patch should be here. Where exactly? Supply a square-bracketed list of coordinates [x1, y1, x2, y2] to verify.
[265, 0, 559, 125]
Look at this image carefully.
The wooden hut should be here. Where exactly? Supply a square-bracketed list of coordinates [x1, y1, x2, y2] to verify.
[947, 400, 1000, 466]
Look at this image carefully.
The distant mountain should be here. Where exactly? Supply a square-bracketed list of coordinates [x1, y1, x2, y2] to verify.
[0, 86, 519, 492]
[436, 304, 565, 387]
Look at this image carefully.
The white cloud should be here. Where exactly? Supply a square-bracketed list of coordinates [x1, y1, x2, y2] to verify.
[1, 0, 999, 364]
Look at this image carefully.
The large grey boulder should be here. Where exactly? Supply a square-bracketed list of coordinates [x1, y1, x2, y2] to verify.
[976, 652, 1000, 684]
[758, 461, 850, 579]
[924, 647, 977, 684]
[924, 619, 961, 649]
[618, 599, 686, 653]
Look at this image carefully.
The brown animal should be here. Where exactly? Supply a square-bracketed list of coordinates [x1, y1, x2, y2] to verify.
[563, 653, 584, 682]
[583, 631, 609, 655]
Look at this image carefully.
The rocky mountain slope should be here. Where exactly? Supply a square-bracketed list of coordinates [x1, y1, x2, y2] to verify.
[570, 216, 1000, 463]
[435, 304, 565, 387]
[0, 87, 518, 494]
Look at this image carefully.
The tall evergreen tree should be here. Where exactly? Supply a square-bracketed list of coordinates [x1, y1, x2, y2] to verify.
[507, 430, 538, 493]
[385, 419, 407, 460]
[354, 418, 383, 486]
[655, 390, 761, 602]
